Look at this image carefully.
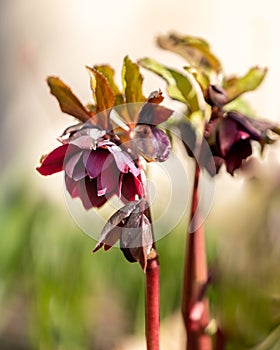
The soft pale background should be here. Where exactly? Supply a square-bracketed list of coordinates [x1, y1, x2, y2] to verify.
[1, 0, 280, 174]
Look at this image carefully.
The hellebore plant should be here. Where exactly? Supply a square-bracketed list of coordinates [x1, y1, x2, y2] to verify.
[37, 33, 280, 350]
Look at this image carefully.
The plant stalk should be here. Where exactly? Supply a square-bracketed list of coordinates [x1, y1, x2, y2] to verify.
[140, 163, 160, 350]
[145, 254, 160, 350]
[182, 163, 212, 350]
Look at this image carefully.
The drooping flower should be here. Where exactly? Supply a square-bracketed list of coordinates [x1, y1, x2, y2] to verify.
[204, 109, 279, 175]
[37, 125, 143, 209]
[93, 198, 153, 271]
[201, 84, 280, 175]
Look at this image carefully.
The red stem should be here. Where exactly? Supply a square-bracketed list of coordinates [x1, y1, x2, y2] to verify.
[140, 162, 160, 350]
[145, 256, 160, 350]
[182, 163, 212, 350]
[215, 328, 226, 350]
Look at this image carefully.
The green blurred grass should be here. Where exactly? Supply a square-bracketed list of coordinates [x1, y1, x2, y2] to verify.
[1, 164, 280, 349]
[0, 173, 185, 350]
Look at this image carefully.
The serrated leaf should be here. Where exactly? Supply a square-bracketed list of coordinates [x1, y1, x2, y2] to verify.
[157, 32, 222, 75]
[139, 57, 202, 113]
[86, 67, 115, 129]
[94, 64, 124, 105]
[122, 56, 146, 123]
[224, 67, 268, 102]
[47, 76, 92, 122]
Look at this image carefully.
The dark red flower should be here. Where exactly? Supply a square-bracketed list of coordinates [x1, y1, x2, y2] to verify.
[204, 110, 278, 175]
[37, 126, 143, 209]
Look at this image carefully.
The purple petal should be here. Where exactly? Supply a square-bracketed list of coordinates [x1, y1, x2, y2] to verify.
[131, 125, 171, 162]
[70, 135, 95, 149]
[69, 127, 106, 149]
[37, 144, 69, 176]
[65, 151, 83, 178]
[152, 105, 174, 125]
[83, 148, 113, 179]
[227, 111, 262, 140]
[97, 162, 119, 196]
[65, 174, 79, 198]
[77, 177, 109, 209]
[151, 127, 171, 162]
[225, 139, 252, 175]
[218, 118, 238, 157]
[108, 145, 140, 177]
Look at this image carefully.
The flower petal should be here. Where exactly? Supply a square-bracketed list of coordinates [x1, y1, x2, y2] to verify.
[227, 111, 262, 140]
[83, 148, 113, 179]
[151, 127, 171, 162]
[225, 139, 252, 175]
[218, 118, 238, 157]
[108, 145, 140, 177]
[65, 174, 79, 198]
[77, 177, 109, 209]
[131, 125, 171, 162]
[97, 162, 119, 196]
[37, 144, 69, 175]
[121, 173, 143, 202]
[65, 151, 83, 178]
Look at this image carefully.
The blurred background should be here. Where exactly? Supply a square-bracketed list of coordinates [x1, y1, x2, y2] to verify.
[1, 0, 280, 349]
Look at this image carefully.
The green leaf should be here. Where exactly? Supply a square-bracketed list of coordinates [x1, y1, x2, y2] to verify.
[86, 67, 115, 129]
[183, 66, 210, 92]
[157, 32, 222, 75]
[121, 56, 146, 123]
[139, 57, 202, 113]
[47, 76, 91, 122]
[122, 56, 145, 103]
[223, 66, 268, 102]
[94, 64, 124, 105]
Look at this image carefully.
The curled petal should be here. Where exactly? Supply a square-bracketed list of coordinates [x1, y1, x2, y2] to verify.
[227, 111, 262, 140]
[37, 144, 69, 175]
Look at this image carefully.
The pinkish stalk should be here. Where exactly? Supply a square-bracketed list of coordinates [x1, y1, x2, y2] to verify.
[182, 163, 212, 350]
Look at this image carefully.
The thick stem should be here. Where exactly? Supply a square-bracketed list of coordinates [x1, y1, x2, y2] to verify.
[145, 255, 160, 350]
[182, 163, 212, 350]
[215, 328, 226, 350]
